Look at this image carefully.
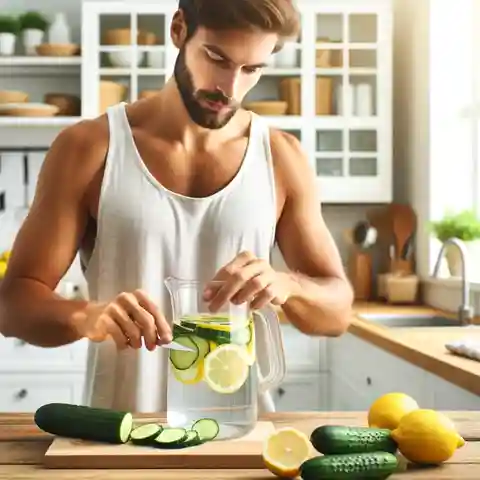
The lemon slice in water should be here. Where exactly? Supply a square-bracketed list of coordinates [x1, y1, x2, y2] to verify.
[203, 344, 250, 394]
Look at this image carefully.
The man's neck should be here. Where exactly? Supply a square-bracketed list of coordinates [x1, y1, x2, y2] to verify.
[156, 78, 243, 151]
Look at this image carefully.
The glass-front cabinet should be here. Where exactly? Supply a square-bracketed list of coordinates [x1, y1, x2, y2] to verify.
[81, 0, 393, 203]
[82, 2, 175, 117]
[307, 2, 393, 202]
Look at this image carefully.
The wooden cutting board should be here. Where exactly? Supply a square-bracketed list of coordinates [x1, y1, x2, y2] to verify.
[44, 421, 276, 469]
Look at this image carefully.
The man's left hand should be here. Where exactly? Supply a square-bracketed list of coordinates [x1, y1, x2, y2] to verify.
[203, 251, 292, 312]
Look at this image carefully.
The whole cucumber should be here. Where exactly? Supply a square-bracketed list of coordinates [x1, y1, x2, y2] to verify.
[310, 425, 398, 454]
[300, 451, 399, 480]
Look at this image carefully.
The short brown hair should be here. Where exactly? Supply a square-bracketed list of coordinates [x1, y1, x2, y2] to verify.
[178, 0, 300, 48]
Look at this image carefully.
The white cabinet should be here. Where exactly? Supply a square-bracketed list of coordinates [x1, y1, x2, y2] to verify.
[0, 337, 88, 412]
[272, 373, 330, 411]
[428, 373, 480, 410]
[0, 373, 85, 413]
[281, 324, 328, 373]
[328, 332, 480, 411]
[81, 0, 393, 204]
[328, 333, 434, 410]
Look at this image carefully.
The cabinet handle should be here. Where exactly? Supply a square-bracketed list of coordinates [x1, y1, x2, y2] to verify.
[366, 377, 372, 386]
[15, 389, 28, 399]
[277, 387, 285, 397]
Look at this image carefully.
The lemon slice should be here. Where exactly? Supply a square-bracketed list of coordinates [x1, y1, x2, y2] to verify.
[203, 344, 250, 394]
[263, 427, 312, 478]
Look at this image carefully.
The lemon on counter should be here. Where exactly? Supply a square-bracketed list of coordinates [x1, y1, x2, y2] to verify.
[263, 427, 312, 478]
[391, 409, 465, 464]
[1, 250, 11, 262]
[368, 392, 419, 430]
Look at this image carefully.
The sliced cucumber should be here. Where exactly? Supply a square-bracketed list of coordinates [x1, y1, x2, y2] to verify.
[169, 336, 199, 370]
[191, 418, 220, 441]
[34, 403, 133, 444]
[130, 423, 163, 444]
[190, 334, 210, 359]
[154, 427, 188, 448]
[173, 324, 195, 337]
[183, 430, 201, 446]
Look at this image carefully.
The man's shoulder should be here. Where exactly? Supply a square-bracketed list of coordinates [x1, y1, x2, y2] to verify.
[57, 115, 109, 152]
[40, 114, 110, 189]
[267, 126, 316, 197]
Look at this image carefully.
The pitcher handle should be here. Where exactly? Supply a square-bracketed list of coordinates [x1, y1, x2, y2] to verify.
[254, 306, 286, 394]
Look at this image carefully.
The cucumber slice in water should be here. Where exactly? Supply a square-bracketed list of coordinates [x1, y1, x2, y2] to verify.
[169, 336, 199, 370]
[130, 423, 162, 444]
[190, 334, 210, 359]
[154, 427, 188, 447]
[191, 418, 220, 441]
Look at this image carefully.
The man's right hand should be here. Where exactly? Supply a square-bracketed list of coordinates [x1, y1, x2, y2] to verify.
[81, 289, 172, 351]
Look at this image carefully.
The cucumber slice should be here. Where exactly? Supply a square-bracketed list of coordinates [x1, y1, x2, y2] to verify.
[190, 334, 210, 359]
[173, 324, 194, 337]
[191, 418, 220, 441]
[183, 430, 202, 446]
[130, 423, 163, 444]
[169, 336, 199, 370]
[34, 402, 133, 444]
[154, 427, 188, 447]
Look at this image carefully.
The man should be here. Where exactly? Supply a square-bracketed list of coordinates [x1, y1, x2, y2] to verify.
[0, 0, 353, 412]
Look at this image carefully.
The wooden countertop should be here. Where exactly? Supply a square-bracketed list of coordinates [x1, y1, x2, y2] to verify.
[277, 302, 480, 397]
[1, 412, 480, 479]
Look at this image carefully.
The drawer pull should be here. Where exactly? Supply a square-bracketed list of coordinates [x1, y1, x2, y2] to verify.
[15, 339, 27, 347]
[15, 389, 28, 399]
[277, 387, 285, 397]
[366, 377, 372, 386]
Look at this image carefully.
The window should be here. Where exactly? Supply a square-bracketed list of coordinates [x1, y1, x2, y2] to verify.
[421, 0, 480, 284]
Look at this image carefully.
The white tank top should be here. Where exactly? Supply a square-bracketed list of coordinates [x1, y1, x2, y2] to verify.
[81, 102, 278, 413]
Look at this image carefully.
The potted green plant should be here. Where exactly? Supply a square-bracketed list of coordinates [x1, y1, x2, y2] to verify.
[430, 209, 480, 276]
[0, 15, 19, 55]
[18, 11, 49, 55]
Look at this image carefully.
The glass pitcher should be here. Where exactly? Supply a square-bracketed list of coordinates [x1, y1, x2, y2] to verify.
[164, 276, 286, 441]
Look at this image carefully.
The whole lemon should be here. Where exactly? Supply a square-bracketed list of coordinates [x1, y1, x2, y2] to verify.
[368, 392, 419, 430]
[391, 409, 465, 464]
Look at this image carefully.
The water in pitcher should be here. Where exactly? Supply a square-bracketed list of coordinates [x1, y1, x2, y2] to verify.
[166, 312, 258, 440]
[164, 277, 286, 442]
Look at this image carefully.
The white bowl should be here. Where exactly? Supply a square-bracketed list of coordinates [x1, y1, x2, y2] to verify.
[108, 50, 144, 68]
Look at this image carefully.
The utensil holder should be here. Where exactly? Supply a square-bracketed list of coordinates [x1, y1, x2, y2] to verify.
[384, 273, 419, 304]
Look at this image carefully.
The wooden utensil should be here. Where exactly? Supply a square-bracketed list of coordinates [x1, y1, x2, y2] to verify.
[388, 203, 416, 273]
[44, 421, 276, 469]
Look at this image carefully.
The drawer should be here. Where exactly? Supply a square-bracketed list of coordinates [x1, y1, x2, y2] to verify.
[0, 336, 88, 372]
[281, 324, 327, 372]
[0, 373, 85, 412]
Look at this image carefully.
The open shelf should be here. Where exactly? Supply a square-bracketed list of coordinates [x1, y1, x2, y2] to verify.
[0, 117, 81, 127]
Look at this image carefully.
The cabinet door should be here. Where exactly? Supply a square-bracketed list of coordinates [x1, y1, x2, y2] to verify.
[428, 373, 480, 410]
[82, 1, 177, 118]
[330, 371, 372, 411]
[281, 324, 328, 373]
[272, 373, 329, 411]
[306, 1, 393, 203]
[329, 333, 433, 409]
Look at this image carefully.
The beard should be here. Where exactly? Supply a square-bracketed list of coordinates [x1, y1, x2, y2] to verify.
[173, 47, 239, 129]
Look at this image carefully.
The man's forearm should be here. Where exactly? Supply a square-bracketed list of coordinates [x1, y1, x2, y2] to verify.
[0, 278, 89, 347]
[280, 271, 354, 336]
